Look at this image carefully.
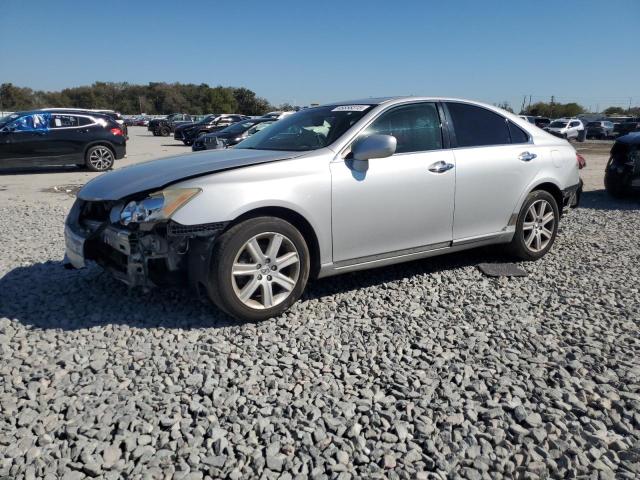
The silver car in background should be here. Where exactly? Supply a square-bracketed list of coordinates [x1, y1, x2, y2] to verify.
[64, 97, 582, 321]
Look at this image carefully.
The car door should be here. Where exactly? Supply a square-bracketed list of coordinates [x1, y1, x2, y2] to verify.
[445, 102, 542, 242]
[46, 114, 90, 163]
[1, 113, 52, 166]
[331, 102, 456, 263]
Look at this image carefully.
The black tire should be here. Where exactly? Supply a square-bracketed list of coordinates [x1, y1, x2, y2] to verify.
[159, 126, 170, 137]
[508, 190, 559, 261]
[85, 145, 115, 172]
[207, 217, 310, 321]
[183, 140, 193, 146]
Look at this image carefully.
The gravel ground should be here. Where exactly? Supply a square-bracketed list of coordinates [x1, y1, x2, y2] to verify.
[1, 136, 640, 479]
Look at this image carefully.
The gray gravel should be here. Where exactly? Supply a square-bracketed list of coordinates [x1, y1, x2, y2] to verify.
[1, 190, 639, 479]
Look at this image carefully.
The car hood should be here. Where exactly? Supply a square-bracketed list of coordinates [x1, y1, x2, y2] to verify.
[78, 149, 307, 201]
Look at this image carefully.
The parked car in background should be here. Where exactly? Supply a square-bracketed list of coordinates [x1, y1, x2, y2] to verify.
[605, 132, 640, 197]
[545, 118, 585, 140]
[148, 113, 195, 136]
[64, 97, 582, 321]
[134, 116, 150, 126]
[261, 111, 296, 120]
[173, 114, 219, 144]
[614, 118, 640, 137]
[0, 110, 126, 171]
[178, 114, 249, 145]
[585, 121, 615, 139]
[192, 118, 275, 151]
[519, 115, 551, 129]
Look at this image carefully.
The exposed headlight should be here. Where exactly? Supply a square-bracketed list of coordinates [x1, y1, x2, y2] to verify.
[120, 188, 201, 225]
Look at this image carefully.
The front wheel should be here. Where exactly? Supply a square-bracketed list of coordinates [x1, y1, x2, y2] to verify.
[508, 190, 559, 260]
[159, 126, 170, 136]
[207, 217, 310, 321]
[85, 146, 114, 172]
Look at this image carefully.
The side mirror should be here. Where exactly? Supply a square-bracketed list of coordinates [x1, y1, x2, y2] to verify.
[352, 134, 397, 161]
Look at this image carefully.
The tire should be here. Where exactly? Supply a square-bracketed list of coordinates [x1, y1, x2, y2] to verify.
[159, 126, 170, 137]
[508, 190, 559, 261]
[85, 145, 115, 172]
[183, 140, 193, 146]
[207, 217, 310, 321]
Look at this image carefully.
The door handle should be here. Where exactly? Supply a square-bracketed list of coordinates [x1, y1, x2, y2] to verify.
[518, 151, 537, 162]
[428, 160, 454, 173]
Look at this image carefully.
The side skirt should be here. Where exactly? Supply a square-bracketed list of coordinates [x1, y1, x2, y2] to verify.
[317, 230, 514, 278]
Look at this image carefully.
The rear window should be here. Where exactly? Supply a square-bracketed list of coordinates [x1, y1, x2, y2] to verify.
[549, 121, 568, 128]
[446, 102, 510, 147]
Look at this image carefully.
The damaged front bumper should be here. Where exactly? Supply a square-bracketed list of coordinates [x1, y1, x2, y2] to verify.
[63, 199, 227, 290]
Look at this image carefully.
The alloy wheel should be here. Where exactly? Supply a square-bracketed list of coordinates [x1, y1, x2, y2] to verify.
[523, 199, 555, 253]
[230, 232, 300, 310]
[88, 147, 114, 171]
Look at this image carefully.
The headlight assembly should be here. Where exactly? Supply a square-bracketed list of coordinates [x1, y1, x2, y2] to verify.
[120, 188, 201, 226]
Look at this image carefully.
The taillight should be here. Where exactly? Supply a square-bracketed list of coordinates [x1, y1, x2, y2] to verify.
[110, 127, 123, 136]
[576, 153, 586, 169]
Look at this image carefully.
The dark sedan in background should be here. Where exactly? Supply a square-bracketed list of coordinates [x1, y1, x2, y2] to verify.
[177, 114, 249, 145]
[192, 118, 275, 151]
[0, 110, 126, 171]
[605, 132, 640, 197]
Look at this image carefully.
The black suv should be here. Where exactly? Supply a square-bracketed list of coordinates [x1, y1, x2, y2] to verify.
[148, 113, 195, 136]
[0, 110, 126, 171]
[177, 114, 249, 145]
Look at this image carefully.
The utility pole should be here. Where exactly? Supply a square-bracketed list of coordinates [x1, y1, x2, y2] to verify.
[551, 95, 555, 117]
[521, 95, 527, 114]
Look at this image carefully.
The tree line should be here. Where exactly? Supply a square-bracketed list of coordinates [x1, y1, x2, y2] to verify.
[0, 82, 283, 116]
[497, 100, 639, 118]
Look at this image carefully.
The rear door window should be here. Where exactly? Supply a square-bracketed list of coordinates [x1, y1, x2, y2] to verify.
[446, 102, 511, 147]
[362, 102, 443, 154]
[50, 114, 80, 128]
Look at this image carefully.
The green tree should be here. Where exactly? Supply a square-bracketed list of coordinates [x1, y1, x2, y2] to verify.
[0, 82, 275, 115]
[525, 101, 585, 118]
[0, 83, 36, 111]
[603, 106, 626, 116]
[233, 87, 272, 115]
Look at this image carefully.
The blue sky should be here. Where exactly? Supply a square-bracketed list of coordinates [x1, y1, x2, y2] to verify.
[1, 0, 638, 110]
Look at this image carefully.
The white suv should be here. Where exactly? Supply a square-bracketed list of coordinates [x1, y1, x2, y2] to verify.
[546, 118, 584, 140]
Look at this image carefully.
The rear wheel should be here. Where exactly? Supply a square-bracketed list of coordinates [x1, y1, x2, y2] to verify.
[207, 217, 310, 321]
[508, 190, 559, 260]
[85, 146, 114, 172]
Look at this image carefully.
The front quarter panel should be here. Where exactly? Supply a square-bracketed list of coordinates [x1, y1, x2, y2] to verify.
[170, 150, 333, 264]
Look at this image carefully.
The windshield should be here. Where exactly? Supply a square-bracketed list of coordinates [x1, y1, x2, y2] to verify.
[236, 105, 373, 151]
[549, 121, 568, 128]
[200, 114, 219, 123]
[220, 120, 259, 134]
[0, 113, 21, 128]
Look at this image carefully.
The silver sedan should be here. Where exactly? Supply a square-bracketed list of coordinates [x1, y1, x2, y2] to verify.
[65, 97, 582, 321]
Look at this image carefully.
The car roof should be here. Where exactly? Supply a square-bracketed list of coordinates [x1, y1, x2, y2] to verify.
[14, 109, 114, 119]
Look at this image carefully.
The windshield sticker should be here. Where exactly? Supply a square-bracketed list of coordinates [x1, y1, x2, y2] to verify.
[331, 105, 371, 112]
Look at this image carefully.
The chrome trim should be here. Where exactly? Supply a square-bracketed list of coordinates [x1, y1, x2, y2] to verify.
[333, 241, 452, 269]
